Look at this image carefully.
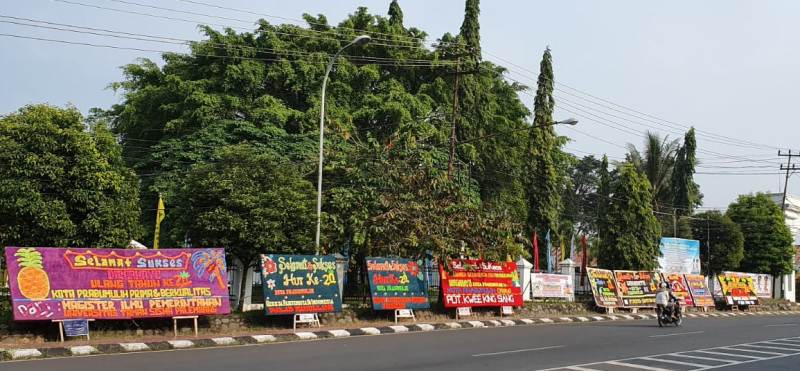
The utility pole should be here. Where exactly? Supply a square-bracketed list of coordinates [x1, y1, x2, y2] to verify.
[672, 208, 677, 237]
[778, 150, 797, 211]
[447, 57, 461, 180]
[706, 216, 711, 275]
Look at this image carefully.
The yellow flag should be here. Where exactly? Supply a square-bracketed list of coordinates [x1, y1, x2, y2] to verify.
[153, 195, 165, 249]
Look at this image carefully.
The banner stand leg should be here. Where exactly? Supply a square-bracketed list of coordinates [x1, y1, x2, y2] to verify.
[55, 321, 64, 343]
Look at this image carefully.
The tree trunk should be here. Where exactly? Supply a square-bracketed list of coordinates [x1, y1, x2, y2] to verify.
[237, 258, 252, 312]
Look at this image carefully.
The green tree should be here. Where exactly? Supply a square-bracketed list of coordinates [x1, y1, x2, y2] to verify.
[459, 0, 481, 58]
[726, 193, 794, 275]
[561, 155, 603, 236]
[388, 0, 403, 27]
[526, 47, 561, 246]
[597, 163, 661, 270]
[0, 104, 141, 248]
[178, 145, 316, 309]
[626, 131, 680, 211]
[104, 3, 533, 262]
[690, 211, 744, 274]
[671, 128, 701, 214]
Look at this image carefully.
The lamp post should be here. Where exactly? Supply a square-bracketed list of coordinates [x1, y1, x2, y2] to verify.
[315, 35, 371, 254]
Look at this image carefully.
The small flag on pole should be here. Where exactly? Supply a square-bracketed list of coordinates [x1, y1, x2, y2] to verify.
[580, 234, 588, 286]
[545, 229, 552, 273]
[153, 194, 165, 249]
[531, 230, 539, 272]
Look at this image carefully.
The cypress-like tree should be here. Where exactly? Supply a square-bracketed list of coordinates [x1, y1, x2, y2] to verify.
[598, 163, 661, 270]
[526, 47, 561, 246]
[388, 0, 403, 28]
[671, 127, 700, 215]
[459, 0, 481, 59]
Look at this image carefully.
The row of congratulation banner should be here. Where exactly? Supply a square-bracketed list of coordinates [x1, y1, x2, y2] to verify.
[3, 247, 525, 321]
[586, 268, 769, 309]
[259, 254, 524, 315]
[3, 246, 771, 322]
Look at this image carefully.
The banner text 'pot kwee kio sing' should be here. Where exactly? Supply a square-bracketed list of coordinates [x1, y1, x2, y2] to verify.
[5, 247, 230, 321]
[439, 259, 522, 308]
[366, 257, 429, 310]
[260, 254, 342, 315]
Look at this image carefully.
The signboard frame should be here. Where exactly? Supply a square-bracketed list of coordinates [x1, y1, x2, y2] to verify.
[365, 257, 430, 310]
[530, 273, 574, 300]
[613, 270, 661, 308]
[439, 259, 523, 308]
[684, 274, 714, 308]
[4, 247, 230, 321]
[718, 271, 759, 306]
[660, 273, 694, 307]
[658, 238, 701, 274]
[586, 268, 622, 308]
[260, 254, 342, 316]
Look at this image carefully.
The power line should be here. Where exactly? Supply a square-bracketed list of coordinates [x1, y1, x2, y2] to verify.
[0, 15, 457, 66]
[0, 32, 457, 68]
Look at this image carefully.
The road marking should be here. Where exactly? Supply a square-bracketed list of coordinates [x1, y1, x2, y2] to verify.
[472, 345, 563, 357]
[724, 346, 786, 356]
[765, 323, 798, 327]
[605, 360, 670, 370]
[693, 350, 762, 359]
[669, 353, 737, 363]
[539, 336, 800, 371]
[649, 331, 704, 338]
[638, 356, 712, 368]
[744, 343, 800, 351]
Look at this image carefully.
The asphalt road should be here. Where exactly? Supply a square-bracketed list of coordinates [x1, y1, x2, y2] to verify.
[3, 314, 800, 371]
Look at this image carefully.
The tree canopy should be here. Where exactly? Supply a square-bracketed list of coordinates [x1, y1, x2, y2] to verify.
[0, 104, 141, 248]
[597, 163, 661, 270]
[726, 193, 794, 275]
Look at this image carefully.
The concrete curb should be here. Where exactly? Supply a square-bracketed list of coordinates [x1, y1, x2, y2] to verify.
[2, 309, 797, 361]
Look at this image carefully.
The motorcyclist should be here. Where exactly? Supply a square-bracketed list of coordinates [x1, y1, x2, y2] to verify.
[655, 282, 679, 320]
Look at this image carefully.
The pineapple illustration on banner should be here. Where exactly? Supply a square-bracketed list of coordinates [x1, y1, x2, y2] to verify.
[14, 248, 50, 300]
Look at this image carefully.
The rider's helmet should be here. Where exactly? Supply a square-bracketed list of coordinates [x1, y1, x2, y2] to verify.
[660, 282, 667, 289]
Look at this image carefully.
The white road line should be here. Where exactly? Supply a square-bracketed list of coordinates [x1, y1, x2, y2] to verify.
[770, 339, 800, 345]
[766, 340, 800, 347]
[638, 356, 712, 368]
[472, 345, 564, 357]
[692, 350, 763, 359]
[669, 353, 737, 364]
[605, 360, 670, 370]
[745, 343, 800, 351]
[537, 336, 800, 371]
[649, 331, 704, 338]
[723, 346, 786, 356]
[765, 323, 798, 327]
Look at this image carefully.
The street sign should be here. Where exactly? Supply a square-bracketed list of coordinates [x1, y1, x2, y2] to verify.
[63, 319, 89, 337]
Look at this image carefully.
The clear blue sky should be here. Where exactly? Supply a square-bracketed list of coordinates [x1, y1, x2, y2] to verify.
[2, 0, 799, 209]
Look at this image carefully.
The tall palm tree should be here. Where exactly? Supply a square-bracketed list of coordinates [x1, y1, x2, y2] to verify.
[626, 131, 680, 211]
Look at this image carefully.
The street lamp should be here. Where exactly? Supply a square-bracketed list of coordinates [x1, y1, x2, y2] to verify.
[315, 35, 371, 254]
[457, 118, 578, 145]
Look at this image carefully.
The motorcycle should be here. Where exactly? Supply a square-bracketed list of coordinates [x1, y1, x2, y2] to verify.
[657, 298, 682, 327]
